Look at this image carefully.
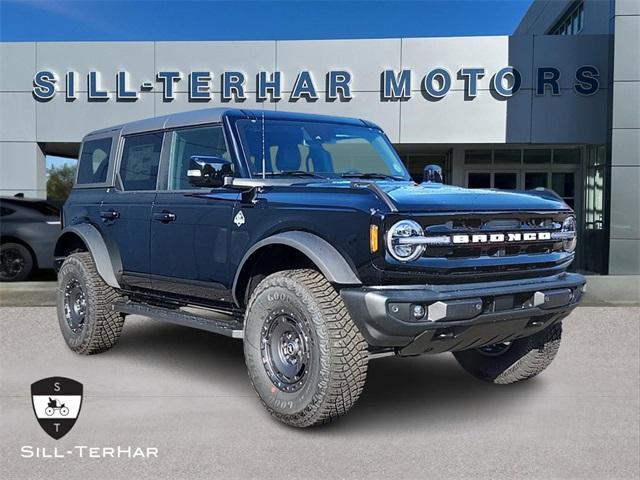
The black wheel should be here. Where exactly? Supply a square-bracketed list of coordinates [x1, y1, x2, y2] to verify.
[0, 242, 33, 282]
[56, 252, 125, 354]
[243, 269, 368, 427]
[453, 322, 562, 384]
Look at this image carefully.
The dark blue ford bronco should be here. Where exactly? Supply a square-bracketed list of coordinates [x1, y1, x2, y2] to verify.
[55, 108, 585, 427]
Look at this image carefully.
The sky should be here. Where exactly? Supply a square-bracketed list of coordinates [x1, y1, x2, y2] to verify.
[0, 0, 534, 42]
[1, 0, 534, 168]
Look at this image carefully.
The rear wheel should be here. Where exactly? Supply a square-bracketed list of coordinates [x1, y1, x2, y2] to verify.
[56, 252, 125, 354]
[243, 269, 368, 427]
[453, 322, 562, 384]
[0, 242, 33, 282]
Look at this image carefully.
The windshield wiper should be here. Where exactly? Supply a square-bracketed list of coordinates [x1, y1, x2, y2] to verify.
[340, 172, 404, 180]
[264, 171, 326, 179]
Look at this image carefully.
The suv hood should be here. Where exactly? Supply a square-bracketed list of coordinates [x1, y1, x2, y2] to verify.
[377, 182, 568, 212]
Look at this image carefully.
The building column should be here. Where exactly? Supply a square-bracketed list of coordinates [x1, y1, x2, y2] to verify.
[608, 2, 640, 274]
[0, 142, 46, 198]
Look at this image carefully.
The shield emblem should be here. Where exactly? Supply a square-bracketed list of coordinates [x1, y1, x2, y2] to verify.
[31, 377, 83, 439]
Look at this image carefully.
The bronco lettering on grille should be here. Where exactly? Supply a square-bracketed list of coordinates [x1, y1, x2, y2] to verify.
[451, 232, 551, 244]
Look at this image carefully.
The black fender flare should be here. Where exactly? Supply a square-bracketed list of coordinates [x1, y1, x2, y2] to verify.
[54, 224, 121, 289]
[232, 231, 362, 305]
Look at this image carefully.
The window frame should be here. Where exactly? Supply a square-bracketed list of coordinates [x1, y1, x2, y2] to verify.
[116, 130, 166, 193]
[156, 122, 234, 192]
[74, 133, 118, 189]
[549, 1, 584, 36]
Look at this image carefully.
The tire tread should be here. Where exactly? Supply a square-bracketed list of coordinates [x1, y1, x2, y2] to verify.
[58, 252, 124, 354]
[245, 269, 368, 427]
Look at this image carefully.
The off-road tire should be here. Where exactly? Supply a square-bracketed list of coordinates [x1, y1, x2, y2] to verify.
[0, 242, 34, 282]
[57, 252, 125, 354]
[453, 322, 562, 384]
[243, 269, 368, 427]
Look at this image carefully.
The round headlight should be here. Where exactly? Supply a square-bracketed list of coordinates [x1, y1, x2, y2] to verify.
[386, 220, 425, 262]
[561, 216, 577, 253]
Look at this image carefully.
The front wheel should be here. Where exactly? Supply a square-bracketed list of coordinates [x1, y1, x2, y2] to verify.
[453, 322, 562, 384]
[243, 269, 369, 427]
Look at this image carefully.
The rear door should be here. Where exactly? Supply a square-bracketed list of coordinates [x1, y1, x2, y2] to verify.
[100, 131, 164, 290]
[149, 124, 239, 303]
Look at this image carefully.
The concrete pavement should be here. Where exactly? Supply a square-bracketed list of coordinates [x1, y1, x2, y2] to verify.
[1, 306, 638, 479]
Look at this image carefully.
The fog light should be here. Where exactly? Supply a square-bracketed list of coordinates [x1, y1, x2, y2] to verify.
[412, 304, 425, 319]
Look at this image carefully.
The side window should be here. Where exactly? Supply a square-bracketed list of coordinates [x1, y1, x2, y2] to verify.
[0, 206, 15, 217]
[77, 138, 112, 184]
[168, 125, 230, 190]
[119, 132, 164, 191]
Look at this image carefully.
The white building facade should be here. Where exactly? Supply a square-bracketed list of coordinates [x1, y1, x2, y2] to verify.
[0, 0, 638, 274]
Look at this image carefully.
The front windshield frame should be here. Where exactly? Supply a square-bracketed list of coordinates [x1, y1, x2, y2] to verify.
[234, 118, 411, 181]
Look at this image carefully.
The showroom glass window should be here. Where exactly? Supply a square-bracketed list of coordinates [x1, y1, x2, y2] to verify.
[550, 2, 584, 35]
[119, 132, 164, 191]
[168, 125, 231, 190]
[76, 138, 112, 184]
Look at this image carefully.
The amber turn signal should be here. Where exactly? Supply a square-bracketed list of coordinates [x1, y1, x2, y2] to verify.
[370, 224, 379, 253]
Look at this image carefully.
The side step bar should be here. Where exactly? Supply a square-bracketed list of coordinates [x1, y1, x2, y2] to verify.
[113, 300, 244, 339]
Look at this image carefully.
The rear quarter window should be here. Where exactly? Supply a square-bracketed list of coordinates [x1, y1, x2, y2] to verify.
[77, 138, 113, 184]
[0, 206, 15, 217]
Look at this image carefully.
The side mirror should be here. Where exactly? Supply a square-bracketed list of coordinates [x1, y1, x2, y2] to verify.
[187, 155, 233, 188]
[423, 164, 443, 183]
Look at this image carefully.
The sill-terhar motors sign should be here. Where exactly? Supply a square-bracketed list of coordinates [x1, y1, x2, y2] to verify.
[32, 66, 600, 103]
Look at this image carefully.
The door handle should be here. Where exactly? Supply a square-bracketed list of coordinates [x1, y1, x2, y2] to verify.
[153, 211, 176, 223]
[100, 210, 120, 221]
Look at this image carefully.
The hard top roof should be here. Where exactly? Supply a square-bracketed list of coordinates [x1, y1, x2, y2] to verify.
[85, 108, 375, 138]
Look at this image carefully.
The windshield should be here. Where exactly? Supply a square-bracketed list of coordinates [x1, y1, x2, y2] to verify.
[236, 119, 410, 180]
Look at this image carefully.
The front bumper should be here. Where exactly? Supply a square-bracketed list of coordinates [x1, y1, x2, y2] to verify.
[340, 272, 585, 355]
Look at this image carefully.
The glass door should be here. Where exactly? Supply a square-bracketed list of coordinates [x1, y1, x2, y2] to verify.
[524, 171, 576, 209]
[467, 171, 519, 190]
[582, 146, 608, 274]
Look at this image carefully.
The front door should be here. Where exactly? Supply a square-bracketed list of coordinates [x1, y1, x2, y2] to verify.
[100, 131, 164, 289]
[149, 124, 239, 304]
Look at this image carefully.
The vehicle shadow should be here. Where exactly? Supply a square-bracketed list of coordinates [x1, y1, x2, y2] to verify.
[113, 316, 249, 392]
[113, 316, 542, 433]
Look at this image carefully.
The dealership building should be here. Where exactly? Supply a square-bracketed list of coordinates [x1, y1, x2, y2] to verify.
[0, 0, 638, 275]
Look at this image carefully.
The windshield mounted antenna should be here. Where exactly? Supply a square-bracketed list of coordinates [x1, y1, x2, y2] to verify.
[261, 109, 266, 179]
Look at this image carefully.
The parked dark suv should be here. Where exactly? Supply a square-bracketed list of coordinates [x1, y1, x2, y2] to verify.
[0, 196, 60, 281]
[54, 108, 585, 427]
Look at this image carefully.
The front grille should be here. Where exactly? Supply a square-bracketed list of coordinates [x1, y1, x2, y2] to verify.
[382, 211, 574, 281]
[419, 213, 565, 260]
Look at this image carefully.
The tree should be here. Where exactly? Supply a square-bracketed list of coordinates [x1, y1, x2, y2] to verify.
[47, 164, 77, 201]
